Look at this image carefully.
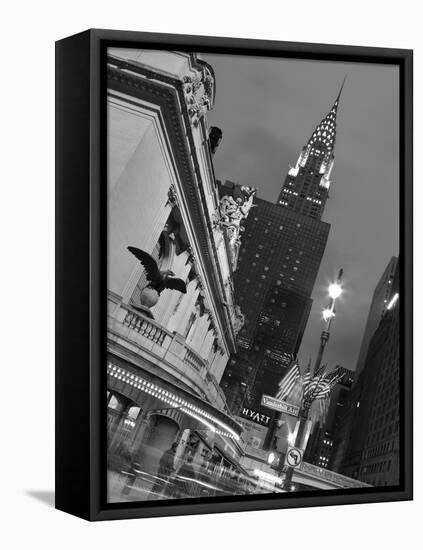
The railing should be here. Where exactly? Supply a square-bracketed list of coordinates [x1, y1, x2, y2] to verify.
[122, 309, 167, 346]
[298, 461, 370, 488]
[117, 305, 211, 374]
[109, 304, 231, 411]
[184, 347, 204, 371]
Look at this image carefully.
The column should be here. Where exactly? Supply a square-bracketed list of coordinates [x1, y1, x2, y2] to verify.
[151, 251, 191, 325]
[210, 350, 229, 384]
[187, 312, 210, 353]
[199, 328, 215, 361]
[167, 278, 199, 334]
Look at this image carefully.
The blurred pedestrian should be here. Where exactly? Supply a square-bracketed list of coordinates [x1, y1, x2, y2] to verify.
[175, 454, 198, 498]
[119, 441, 138, 496]
[150, 442, 178, 496]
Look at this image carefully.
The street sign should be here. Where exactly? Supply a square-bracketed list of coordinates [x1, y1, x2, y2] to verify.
[261, 394, 300, 416]
[285, 446, 303, 468]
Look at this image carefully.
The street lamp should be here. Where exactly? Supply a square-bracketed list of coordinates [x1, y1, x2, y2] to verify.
[322, 308, 335, 322]
[313, 268, 344, 375]
[328, 282, 342, 299]
[267, 452, 276, 465]
[280, 273, 346, 491]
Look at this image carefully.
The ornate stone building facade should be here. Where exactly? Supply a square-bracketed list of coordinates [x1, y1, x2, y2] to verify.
[106, 49, 249, 501]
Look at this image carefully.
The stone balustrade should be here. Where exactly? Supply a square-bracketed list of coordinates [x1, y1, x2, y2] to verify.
[123, 309, 167, 346]
[108, 303, 226, 410]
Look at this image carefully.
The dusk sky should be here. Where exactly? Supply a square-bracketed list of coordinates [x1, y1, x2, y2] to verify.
[204, 53, 399, 373]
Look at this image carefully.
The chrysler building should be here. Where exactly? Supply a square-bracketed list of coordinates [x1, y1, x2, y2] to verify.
[277, 79, 345, 220]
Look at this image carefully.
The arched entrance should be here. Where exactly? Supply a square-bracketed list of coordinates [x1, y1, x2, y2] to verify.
[140, 414, 180, 477]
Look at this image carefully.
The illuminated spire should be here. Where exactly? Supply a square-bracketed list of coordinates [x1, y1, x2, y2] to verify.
[307, 77, 346, 154]
[277, 78, 347, 220]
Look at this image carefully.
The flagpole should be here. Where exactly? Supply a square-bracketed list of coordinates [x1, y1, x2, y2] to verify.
[282, 366, 332, 491]
[282, 402, 310, 491]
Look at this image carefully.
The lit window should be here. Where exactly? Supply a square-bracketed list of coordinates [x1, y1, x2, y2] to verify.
[108, 395, 120, 410]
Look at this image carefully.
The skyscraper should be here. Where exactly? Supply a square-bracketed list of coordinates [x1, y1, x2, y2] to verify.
[332, 260, 400, 485]
[304, 367, 354, 468]
[354, 256, 398, 380]
[277, 80, 344, 220]
[221, 84, 344, 416]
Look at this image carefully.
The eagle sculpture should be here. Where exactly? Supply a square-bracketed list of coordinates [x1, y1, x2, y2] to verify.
[128, 246, 187, 297]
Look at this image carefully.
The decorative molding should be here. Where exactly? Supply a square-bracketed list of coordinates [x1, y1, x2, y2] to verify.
[181, 66, 214, 127]
[232, 305, 245, 337]
[214, 186, 257, 271]
[166, 183, 178, 208]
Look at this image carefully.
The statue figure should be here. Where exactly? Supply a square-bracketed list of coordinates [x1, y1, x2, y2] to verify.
[215, 185, 257, 270]
[182, 68, 214, 127]
[218, 186, 257, 232]
[232, 305, 245, 336]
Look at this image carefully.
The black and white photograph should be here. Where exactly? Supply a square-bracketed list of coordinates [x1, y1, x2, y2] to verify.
[106, 47, 402, 504]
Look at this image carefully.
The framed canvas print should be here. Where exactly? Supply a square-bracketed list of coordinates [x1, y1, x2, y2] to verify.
[55, 29, 413, 521]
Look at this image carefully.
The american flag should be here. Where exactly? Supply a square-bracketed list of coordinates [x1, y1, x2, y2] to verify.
[275, 359, 300, 400]
[303, 358, 312, 384]
[304, 376, 330, 401]
[304, 366, 345, 401]
[326, 367, 346, 388]
[275, 360, 345, 405]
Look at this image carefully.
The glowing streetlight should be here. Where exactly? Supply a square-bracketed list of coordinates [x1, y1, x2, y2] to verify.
[328, 282, 342, 299]
[313, 269, 344, 374]
[322, 308, 335, 322]
[267, 452, 276, 465]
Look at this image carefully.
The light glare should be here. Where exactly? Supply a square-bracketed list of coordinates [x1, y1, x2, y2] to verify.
[387, 293, 399, 310]
[322, 308, 335, 321]
[328, 282, 342, 299]
[268, 452, 276, 465]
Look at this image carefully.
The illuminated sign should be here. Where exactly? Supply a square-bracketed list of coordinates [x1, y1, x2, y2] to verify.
[261, 395, 300, 416]
[240, 407, 271, 426]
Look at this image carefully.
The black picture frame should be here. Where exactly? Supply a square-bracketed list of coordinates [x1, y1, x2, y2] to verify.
[55, 28, 413, 521]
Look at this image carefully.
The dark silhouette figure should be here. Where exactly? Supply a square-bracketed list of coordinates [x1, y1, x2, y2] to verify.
[209, 126, 223, 154]
[150, 442, 178, 497]
[128, 246, 187, 295]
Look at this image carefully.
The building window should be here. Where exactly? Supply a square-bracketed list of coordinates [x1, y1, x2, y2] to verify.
[108, 395, 121, 411]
